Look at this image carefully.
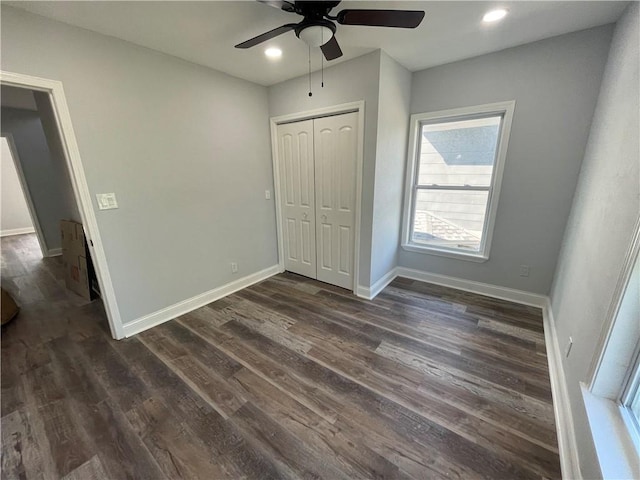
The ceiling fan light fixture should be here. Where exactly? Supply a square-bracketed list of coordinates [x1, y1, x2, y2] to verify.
[298, 25, 334, 47]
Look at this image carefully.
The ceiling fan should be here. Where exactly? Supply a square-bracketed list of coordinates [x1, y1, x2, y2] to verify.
[235, 1, 425, 61]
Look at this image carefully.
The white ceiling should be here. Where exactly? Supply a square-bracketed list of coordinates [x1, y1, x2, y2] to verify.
[5, 1, 628, 86]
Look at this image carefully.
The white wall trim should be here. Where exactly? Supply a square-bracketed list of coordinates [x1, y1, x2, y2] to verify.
[543, 299, 582, 480]
[0, 71, 124, 339]
[46, 247, 62, 257]
[356, 267, 398, 300]
[122, 264, 281, 338]
[0, 227, 36, 237]
[270, 101, 365, 294]
[395, 266, 547, 307]
[356, 265, 550, 307]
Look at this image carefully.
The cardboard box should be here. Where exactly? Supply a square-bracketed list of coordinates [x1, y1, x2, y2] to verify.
[61, 220, 97, 301]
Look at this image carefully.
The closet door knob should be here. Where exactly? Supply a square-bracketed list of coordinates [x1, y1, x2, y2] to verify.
[302, 212, 308, 220]
[322, 214, 327, 221]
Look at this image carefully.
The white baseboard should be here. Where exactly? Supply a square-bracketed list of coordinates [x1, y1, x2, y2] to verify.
[543, 300, 582, 480]
[395, 266, 548, 308]
[122, 264, 281, 337]
[356, 267, 398, 300]
[0, 227, 35, 237]
[46, 247, 62, 257]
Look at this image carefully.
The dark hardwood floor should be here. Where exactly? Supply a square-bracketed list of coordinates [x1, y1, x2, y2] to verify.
[1, 233, 561, 479]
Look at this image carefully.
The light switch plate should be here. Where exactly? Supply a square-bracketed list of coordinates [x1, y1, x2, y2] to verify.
[96, 193, 118, 210]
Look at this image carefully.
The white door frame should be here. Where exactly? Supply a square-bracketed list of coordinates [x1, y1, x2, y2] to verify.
[270, 101, 365, 294]
[0, 70, 124, 339]
[0, 133, 49, 257]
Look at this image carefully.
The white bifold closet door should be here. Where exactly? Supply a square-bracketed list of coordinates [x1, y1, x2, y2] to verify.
[277, 112, 358, 289]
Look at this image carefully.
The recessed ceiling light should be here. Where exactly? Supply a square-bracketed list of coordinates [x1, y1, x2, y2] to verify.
[483, 9, 508, 23]
[265, 47, 282, 58]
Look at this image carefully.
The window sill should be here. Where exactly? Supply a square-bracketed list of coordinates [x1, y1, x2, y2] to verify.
[401, 243, 489, 263]
[581, 383, 640, 480]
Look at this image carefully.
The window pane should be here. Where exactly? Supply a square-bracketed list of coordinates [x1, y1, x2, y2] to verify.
[412, 189, 489, 252]
[417, 116, 501, 187]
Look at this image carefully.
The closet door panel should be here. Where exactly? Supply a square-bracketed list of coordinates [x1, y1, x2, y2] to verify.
[277, 120, 316, 278]
[314, 112, 358, 289]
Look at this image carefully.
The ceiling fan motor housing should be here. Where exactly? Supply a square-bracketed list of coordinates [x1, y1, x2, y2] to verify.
[236, 0, 425, 61]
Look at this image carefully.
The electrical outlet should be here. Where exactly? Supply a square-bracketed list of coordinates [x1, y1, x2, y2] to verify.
[265, 190, 271, 200]
[519, 265, 530, 277]
[565, 337, 573, 358]
[231, 262, 238, 274]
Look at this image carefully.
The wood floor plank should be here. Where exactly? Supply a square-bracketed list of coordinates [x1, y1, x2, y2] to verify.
[1, 400, 58, 480]
[178, 315, 344, 424]
[223, 318, 559, 478]
[61, 455, 109, 480]
[125, 397, 228, 479]
[256, 280, 548, 371]
[375, 341, 556, 428]
[155, 320, 243, 378]
[218, 315, 550, 479]
[232, 401, 352, 480]
[108, 335, 284, 479]
[314, 286, 548, 364]
[229, 367, 409, 480]
[1, 344, 26, 419]
[77, 335, 151, 413]
[48, 335, 167, 480]
[1, 234, 561, 480]
[138, 330, 248, 419]
[34, 398, 93, 477]
[1, 409, 54, 480]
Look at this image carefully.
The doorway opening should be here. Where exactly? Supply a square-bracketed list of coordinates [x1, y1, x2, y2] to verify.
[1, 135, 42, 257]
[0, 71, 123, 339]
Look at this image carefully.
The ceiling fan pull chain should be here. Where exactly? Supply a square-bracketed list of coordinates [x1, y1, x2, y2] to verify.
[321, 29, 324, 88]
[308, 44, 312, 97]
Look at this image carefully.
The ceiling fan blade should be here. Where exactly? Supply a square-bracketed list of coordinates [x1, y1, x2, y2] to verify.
[235, 23, 298, 49]
[257, 0, 296, 13]
[336, 9, 425, 28]
[321, 35, 343, 61]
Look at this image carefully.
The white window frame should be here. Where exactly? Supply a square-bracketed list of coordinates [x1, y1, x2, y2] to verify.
[620, 347, 640, 452]
[582, 217, 640, 479]
[401, 101, 515, 262]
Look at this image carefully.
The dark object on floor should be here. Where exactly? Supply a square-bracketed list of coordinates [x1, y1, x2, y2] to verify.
[1, 288, 19, 325]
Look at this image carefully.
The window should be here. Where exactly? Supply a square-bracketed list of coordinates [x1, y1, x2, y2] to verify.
[584, 226, 640, 477]
[617, 251, 640, 453]
[402, 101, 515, 261]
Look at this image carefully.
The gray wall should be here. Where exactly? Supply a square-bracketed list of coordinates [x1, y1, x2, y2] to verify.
[370, 51, 411, 285]
[268, 50, 382, 287]
[549, 4, 639, 478]
[400, 26, 613, 294]
[1, 107, 71, 251]
[0, 137, 34, 234]
[1, 6, 277, 323]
